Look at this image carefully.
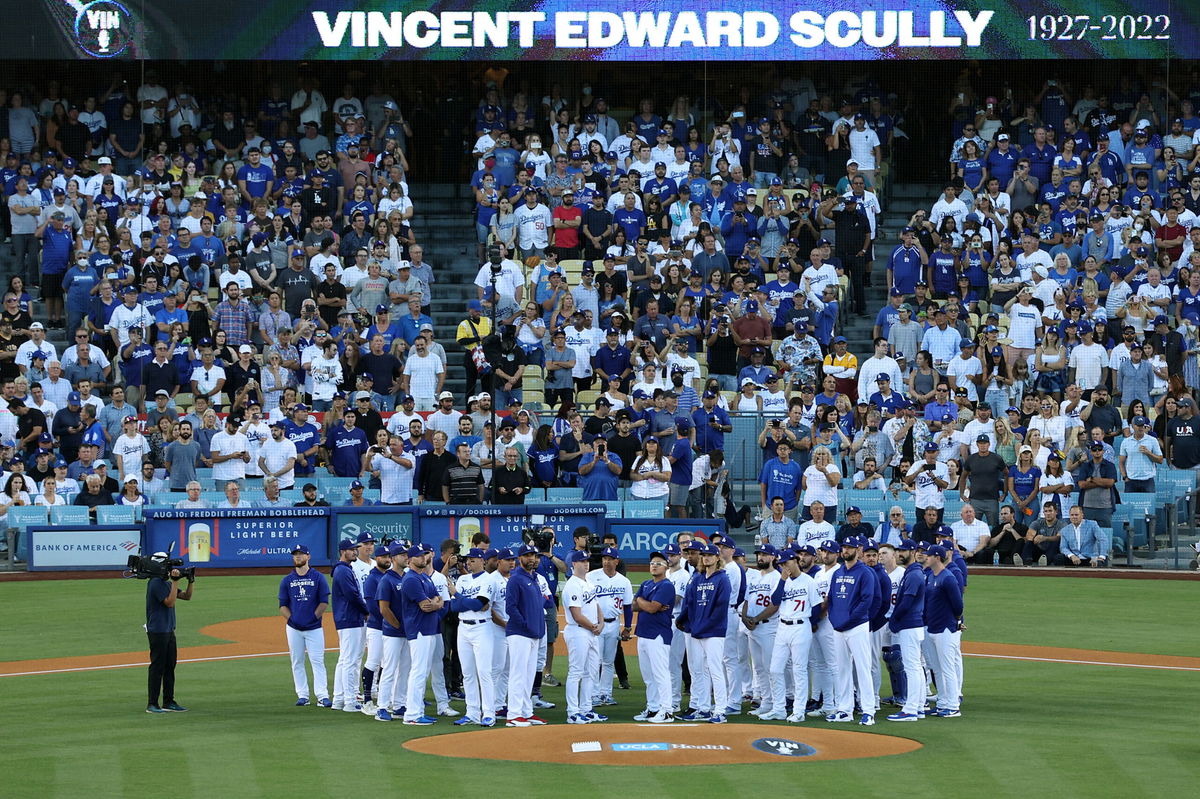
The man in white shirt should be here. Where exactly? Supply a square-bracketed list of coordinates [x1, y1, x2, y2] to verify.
[241, 404, 271, 480]
[848, 116, 882, 183]
[905, 442, 951, 519]
[796, 501, 836, 547]
[106, 286, 152, 348]
[425, 393, 463, 439]
[945, 339, 983, 402]
[512, 192, 554, 259]
[561, 549, 603, 724]
[587, 549, 634, 706]
[371, 435, 415, 505]
[959, 404, 997, 456]
[112, 415, 150, 482]
[1067, 322, 1108, 391]
[856, 338, 903, 402]
[1014, 235, 1053, 282]
[929, 183, 968, 230]
[258, 421, 298, 489]
[15, 323, 58, 373]
[401, 338, 445, 412]
[949, 504, 992, 564]
[209, 415, 250, 484]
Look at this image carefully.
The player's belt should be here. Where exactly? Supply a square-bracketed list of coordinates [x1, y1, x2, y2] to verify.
[603, 617, 616, 622]
[780, 619, 800, 625]
[461, 619, 485, 625]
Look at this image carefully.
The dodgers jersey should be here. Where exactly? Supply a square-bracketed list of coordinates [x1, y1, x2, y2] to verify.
[563, 574, 601, 628]
[723, 560, 744, 612]
[812, 563, 840, 605]
[454, 570, 498, 622]
[771, 572, 821, 622]
[667, 564, 693, 618]
[488, 571, 509, 622]
[586, 569, 633, 621]
[351, 558, 373, 594]
[887, 566, 905, 619]
[742, 568, 783, 624]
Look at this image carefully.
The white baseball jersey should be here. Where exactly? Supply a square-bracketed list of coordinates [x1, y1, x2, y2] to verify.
[488, 571, 510, 622]
[455, 570, 498, 622]
[773, 573, 821, 622]
[351, 558, 373, 594]
[797, 520, 835, 548]
[886, 566, 905, 618]
[667, 564, 693, 618]
[743, 569, 783, 623]
[586, 569, 633, 622]
[812, 563, 840, 603]
[431, 570, 450, 601]
[563, 574, 601, 628]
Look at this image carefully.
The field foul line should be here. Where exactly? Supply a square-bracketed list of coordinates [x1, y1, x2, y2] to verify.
[4, 647, 1199, 678]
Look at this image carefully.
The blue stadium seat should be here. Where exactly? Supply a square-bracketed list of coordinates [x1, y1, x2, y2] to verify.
[601, 500, 623, 518]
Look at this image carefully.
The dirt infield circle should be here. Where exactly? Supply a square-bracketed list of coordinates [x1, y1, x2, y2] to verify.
[403, 723, 922, 765]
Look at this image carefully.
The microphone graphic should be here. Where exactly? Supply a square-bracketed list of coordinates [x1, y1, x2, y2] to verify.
[98, 29, 110, 54]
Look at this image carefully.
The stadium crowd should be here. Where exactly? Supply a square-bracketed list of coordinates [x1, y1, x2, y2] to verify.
[2, 68, 1200, 568]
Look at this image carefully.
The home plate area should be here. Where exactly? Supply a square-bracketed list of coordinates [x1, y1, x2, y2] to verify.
[403, 724, 922, 765]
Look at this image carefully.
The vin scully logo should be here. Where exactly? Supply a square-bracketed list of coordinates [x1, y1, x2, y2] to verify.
[74, 0, 132, 58]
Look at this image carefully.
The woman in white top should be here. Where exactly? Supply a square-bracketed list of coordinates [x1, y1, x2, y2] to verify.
[0, 474, 32, 524]
[34, 476, 66, 507]
[735, 378, 763, 412]
[701, 377, 730, 410]
[630, 438, 672, 500]
[519, 136, 552, 180]
[307, 340, 343, 410]
[801, 445, 841, 521]
[512, 411, 536, 450]
[759, 375, 790, 416]
[1143, 339, 1169, 400]
[377, 183, 414, 222]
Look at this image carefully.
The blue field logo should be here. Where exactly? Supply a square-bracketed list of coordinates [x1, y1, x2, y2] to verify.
[750, 737, 817, 757]
[610, 742, 670, 752]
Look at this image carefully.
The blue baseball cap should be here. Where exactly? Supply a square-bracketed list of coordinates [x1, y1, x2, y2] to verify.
[517, 542, 540, 556]
[924, 441, 940, 453]
[754, 543, 779, 556]
[67, 392, 81, 405]
[600, 546, 620, 559]
[743, 299, 759, 313]
[704, 543, 721, 555]
[565, 550, 590, 565]
[845, 505, 862, 515]
[338, 538, 357, 551]
[959, 339, 975, 349]
[291, 544, 310, 555]
[896, 539, 918, 551]
[794, 544, 817, 556]
[890, 287, 903, 297]
[1133, 415, 1151, 426]
[663, 543, 681, 556]
[818, 539, 842, 553]
[355, 531, 375, 544]
[842, 536, 864, 549]
[483, 548, 499, 560]
[936, 525, 955, 538]
[927, 545, 948, 558]
[465, 547, 487, 559]
[684, 539, 706, 552]
[778, 550, 797, 563]
[732, 546, 746, 558]
[862, 539, 880, 552]
[496, 547, 517, 560]
[387, 542, 407, 557]
[674, 416, 693, 432]
[373, 544, 391, 558]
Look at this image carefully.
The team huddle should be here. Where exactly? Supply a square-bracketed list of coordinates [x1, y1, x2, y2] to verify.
[276, 526, 966, 728]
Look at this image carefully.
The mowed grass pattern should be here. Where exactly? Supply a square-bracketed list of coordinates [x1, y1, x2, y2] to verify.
[0, 575, 1193, 797]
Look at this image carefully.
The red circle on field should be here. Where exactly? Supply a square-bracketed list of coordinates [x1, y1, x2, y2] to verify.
[402, 722, 922, 764]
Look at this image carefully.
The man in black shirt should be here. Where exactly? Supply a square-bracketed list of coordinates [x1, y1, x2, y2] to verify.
[960, 434, 1008, 526]
[445, 443, 485, 504]
[835, 505, 875, 543]
[353, 393, 383, 442]
[11, 397, 47, 454]
[490, 446, 531, 504]
[990, 505, 1030, 566]
[818, 193, 871, 315]
[73, 473, 115, 516]
[606, 412, 641, 483]
[417, 430, 456, 504]
[144, 552, 194, 714]
[293, 482, 330, 507]
[911, 506, 944, 545]
[584, 397, 616, 437]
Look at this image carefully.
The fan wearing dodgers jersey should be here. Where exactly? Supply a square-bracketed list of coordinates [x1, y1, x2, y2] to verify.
[277, 544, 331, 708]
[562, 550, 604, 724]
[331, 539, 370, 712]
[633, 551, 677, 724]
[741, 544, 784, 719]
[767, 548, 822, 723]
[449, 547, 499, 727]
[587, 547, 634, 707]
[359, 544, 392, 716]
[807, 540, 841, 718]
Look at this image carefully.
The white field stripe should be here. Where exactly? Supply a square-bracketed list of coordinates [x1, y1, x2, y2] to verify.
[4, 647, 1199, 678]
[0, 647, 339, 678]
[964, 652, 1200, 672]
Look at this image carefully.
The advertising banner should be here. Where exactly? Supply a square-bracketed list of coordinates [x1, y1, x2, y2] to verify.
[28, 1, 1200, 61]
[413, 504, 606, 550]
[331, 507, 415, 547]
[27, 526, 142, 571]
[144, 508, 330, 568]
[606, 518, 725, 562]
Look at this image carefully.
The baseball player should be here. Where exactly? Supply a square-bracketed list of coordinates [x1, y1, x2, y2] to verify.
[742, 544, 782, 718]
[562, 550, 603, 724]
[664, 542, 692, 712]
[923, 544, 964, 717]
[767, 549, 821, 723]
[878, 542, 908, 706]
[861, 540, 893, 704]
[825, 535, 880, 725]
[806, 540, 840, 717]
[716, 538, 748, 715]
[531, 562, 557, 713]
[489, 548, 513, 719]
[424, 555, 461, 717]
[374, 542, 412, 721]
[587, 547, 633, 707]
[331, 538, 369, 712]
[677, 542, 731, 724]
[887, 540, 927, 721]
[505, 543, 549, 726]
[359, 544, 392, 715]
[399, 544, 443, 725]
[450, 548, 497, 726]
[633, 551, 677, 723]
[678, 540, 709, 717]
[277, 544, 331, 707]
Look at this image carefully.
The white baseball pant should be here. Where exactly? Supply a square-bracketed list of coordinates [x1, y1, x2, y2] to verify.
[430, 633, 451, 710]
[747, 622, 777, 710]
[894, 626, 926, 716]
[769, 621, 812, 716]
[637, 635, 672, 714]
[537, 632, 548, 672]
[594, 621, 620, 702]
[870, 627, 887, 696]
[563, 625, 598, 717]
[684, 632, 710, 712]
[833, 622, 877, 716]
[506, 634, 539, 720]
[491, 625, 509, 714]
[377, 635, 411, 713]
[333, 626, 365, 708]
[921, 628, 939, 697]
[722, 611, 748, 707]
[696, 636, 729, 715]
[668, 623, 686, 710]
[951, 629, 964, 698]
[809, 619, 837, 712]
[404, 632, 439, 722]
[364, 628, 383, 700]
[285, 625, 328, 702]
[928, 630, 961, 711]
[457, 619, 495, 722]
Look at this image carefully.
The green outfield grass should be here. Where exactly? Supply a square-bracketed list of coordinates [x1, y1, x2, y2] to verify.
[0, 574, 1193, 798]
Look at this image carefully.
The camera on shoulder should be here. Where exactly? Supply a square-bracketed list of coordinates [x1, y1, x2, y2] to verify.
[127, 552, 196, 582]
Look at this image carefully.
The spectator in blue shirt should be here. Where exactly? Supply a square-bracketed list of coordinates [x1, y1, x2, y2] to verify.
[578, 440, 621, 501]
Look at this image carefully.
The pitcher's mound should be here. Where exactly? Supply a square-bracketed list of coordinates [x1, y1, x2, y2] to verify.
[403, 722, 922, 765]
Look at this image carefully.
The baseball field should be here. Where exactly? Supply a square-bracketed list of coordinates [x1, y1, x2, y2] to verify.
[1, 572, 1193, 798]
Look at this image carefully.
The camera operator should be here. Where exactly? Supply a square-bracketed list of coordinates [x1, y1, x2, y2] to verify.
[145, 553, 194, 713]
